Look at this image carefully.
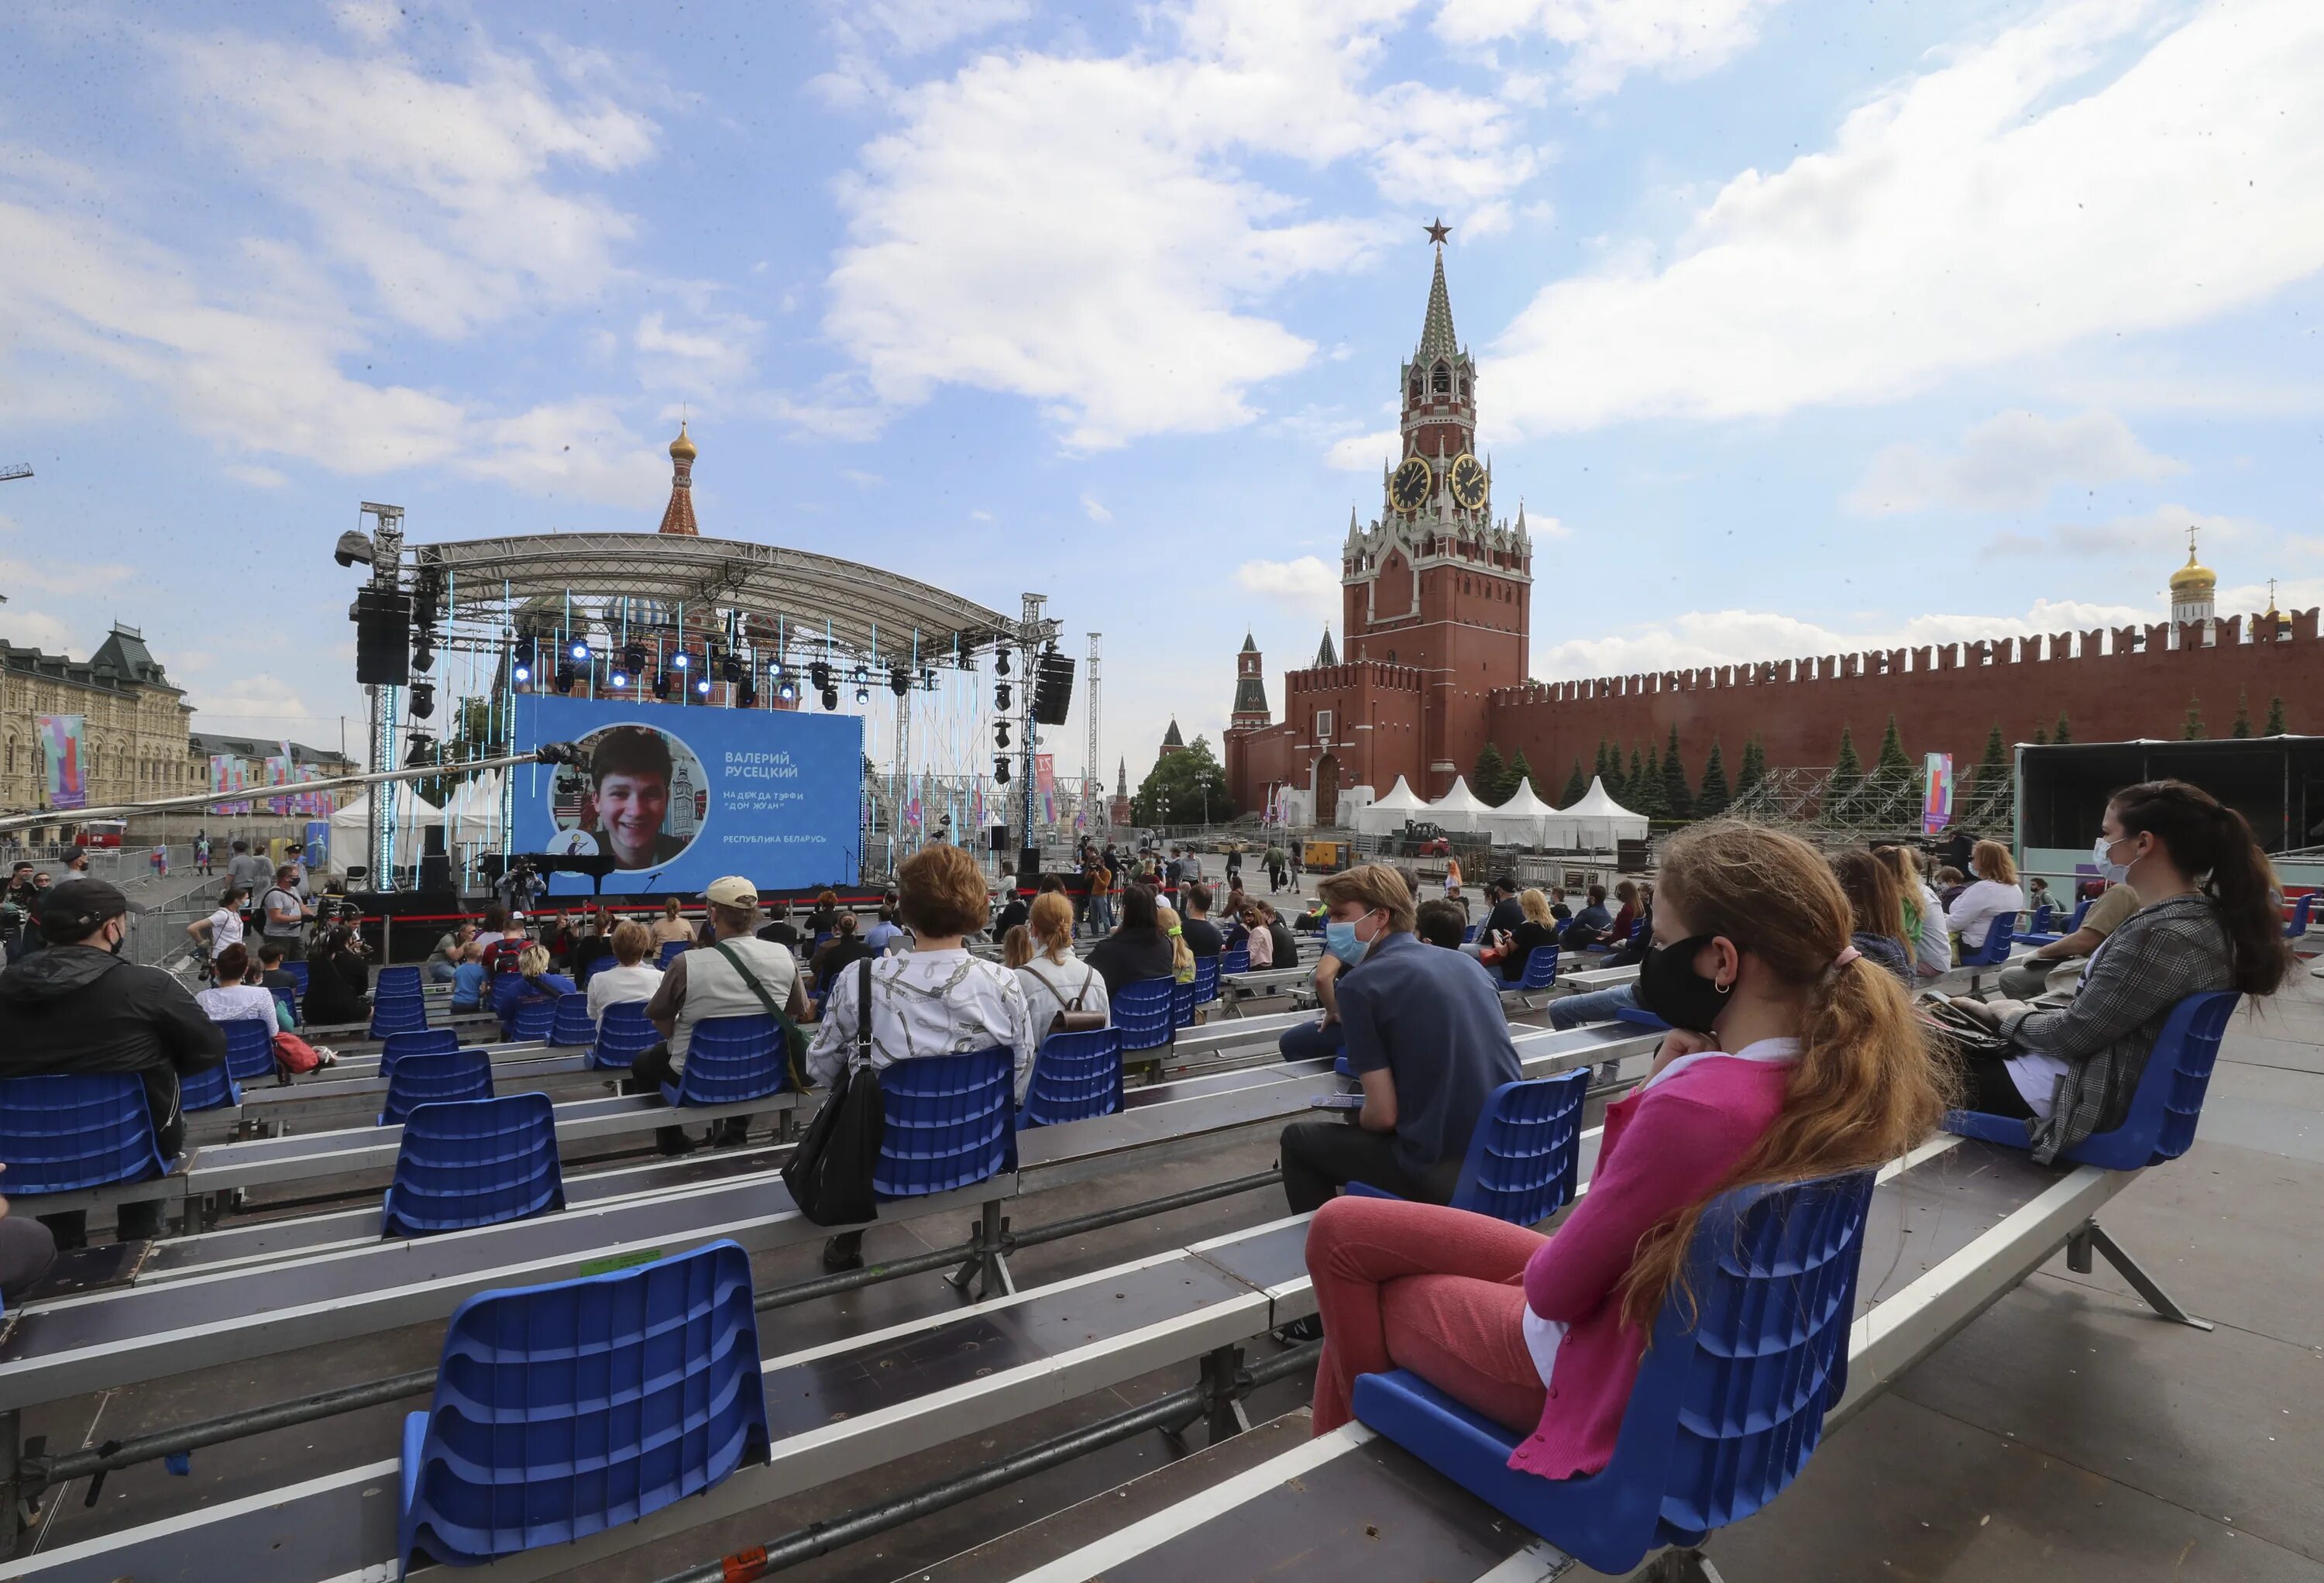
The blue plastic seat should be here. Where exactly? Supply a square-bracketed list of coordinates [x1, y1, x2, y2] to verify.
[0, 1073, 173, 1193]
[219, 1018, 278, 1084]
[1513, 945, 1561, 992]
[875, 1047, 1016, 1198]
[1113, 977, 1177, 1056]
[2016, 895, 2092, 948]
[375, 965, 421, 999]
[270, 986, 300, 1028]
[660, 1016, 789, 1109]
[545, 993, 596, 1048]
[397, 1240, 769, 1574]
[180, 1060, 242, 1112]
[369, 994, 429, 1041]
[1221, 944, 1250, 975]
[2009, 902, 2054, 944]
[382, 1093, 566, 1237]
[284, 959, 311, 995]
[1018, 1030, 1124, 1129]
[1351, 1170, 1877, 1577]
[379, 1048, 494, 1127]
[658, 940, 689, 969]
[2286, 893, 2314, 939]
[1192, 954, 1220, 1008]
[1344, 1069, 1588, 1225]
[1171, 979, 1196, 1030]
[1960, 913, 2018, 968]
[1948, 989, 2238, 1168]
[502, 997, 556, 1044]
[383, 1027, 460, 1074]
[590, 1002, 658, 1071]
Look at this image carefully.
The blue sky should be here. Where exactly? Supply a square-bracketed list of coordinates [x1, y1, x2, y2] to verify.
[2, 0, 2319, 793]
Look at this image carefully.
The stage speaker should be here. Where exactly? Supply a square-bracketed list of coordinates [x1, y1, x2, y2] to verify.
[1031, 652, 1076, 726]
[1017, 845, 1042, 883]
[418, 854, 452, 891]
[988, 824, 1010, 853]
[353, 587, 412, 686]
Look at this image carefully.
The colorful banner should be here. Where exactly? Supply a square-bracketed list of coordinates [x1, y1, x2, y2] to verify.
[36, 714, 86, 810]
[1921, 752, 1954, 836]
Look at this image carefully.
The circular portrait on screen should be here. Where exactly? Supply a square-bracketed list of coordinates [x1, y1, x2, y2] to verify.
[542, 723, 710, 871]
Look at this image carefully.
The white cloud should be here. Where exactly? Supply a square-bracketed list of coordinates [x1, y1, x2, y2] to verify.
[1235, 555, 1342, 626]
[1326, 428, 1402, 472]
[854, 0, 1031, 53]
[1532, 596, 2154, 682]
[222, 463, 290, 490]
[1438, 0, 1786, 100]
[1079, 493, 1113, 523]
[1526, 511, 1573, 539]
[635, 308, 765, 393]
[1487, 0, 2324, 433]
[824, 0, 1539, 448]
[184, 672, 339, 738]
[1847, 409, 2183, 515]
[1984, 502, 2260, 563]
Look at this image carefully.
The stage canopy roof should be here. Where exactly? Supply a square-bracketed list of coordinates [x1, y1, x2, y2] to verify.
[414, 532, 1017, 669]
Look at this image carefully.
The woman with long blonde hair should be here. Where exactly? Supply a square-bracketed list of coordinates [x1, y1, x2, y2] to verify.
[1153, 902, 1197, 982]
[1302, 821, 1947, 1481]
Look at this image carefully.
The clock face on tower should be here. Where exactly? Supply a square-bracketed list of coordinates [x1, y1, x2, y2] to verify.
[1390, 456, 1432, 511]
[1448, 453, 1487, 510]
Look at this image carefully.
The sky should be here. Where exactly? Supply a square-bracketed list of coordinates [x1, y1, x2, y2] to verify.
[2, 0, 2321, 797]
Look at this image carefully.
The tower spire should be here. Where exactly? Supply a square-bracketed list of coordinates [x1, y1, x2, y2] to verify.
[657, 422, 700, 536]
[1418, 219, 1457, 360]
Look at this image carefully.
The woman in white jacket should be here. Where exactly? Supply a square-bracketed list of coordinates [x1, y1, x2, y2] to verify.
[1946, 840, 2028, 957]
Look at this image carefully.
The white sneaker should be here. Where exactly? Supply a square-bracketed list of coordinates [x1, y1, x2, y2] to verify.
[315, 1046, 339, 1066]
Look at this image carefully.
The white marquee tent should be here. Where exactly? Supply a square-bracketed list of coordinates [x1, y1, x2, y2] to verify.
[1480, 779, 1559, 846]
[1544, 777, 1648, 849]
[1425, 776, 1494, 834]
[326, 783, 445, 876]
[1354, 775, 1428, 836]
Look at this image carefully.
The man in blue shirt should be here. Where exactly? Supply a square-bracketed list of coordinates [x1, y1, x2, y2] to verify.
[1561, 883, 1614, 949]
[1277, 863, 1522, 1217]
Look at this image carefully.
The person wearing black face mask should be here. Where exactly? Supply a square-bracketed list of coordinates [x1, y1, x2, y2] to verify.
[0, 880, 226, 1247]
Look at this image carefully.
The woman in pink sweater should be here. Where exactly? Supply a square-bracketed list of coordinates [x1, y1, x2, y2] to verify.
[1304, 821, 1947, 1478]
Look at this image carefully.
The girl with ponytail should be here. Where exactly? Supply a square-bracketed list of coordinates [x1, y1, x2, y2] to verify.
[1302, 822, 1947, 1481]
[1953, 778, 2290, 1163]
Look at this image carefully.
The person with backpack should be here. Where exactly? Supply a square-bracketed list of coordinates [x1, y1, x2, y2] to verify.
[256, 865, 316, 962]
[1014, 892, 1109, 1044]
[637, 876, 809, 1153]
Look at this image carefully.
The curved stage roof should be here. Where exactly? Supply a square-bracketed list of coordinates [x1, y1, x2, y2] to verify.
[413, 532, 1016, 667]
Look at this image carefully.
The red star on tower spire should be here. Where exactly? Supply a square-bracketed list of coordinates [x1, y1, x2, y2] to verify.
[1424, 216, 1450, 246]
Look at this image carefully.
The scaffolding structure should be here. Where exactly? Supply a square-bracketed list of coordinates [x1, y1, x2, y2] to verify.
[1721, 766, 2014, 847]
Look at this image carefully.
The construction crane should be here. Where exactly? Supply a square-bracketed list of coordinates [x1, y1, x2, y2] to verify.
[0, 464, 32, 483]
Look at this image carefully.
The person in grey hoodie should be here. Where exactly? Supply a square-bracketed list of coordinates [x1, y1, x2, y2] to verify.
[0, 880, 225, 1246]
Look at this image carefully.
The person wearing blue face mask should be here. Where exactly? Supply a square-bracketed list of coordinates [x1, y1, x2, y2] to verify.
[1276, 863, 1523, 1223]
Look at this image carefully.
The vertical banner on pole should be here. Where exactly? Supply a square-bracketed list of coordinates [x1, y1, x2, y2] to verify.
[36, 715, 88, 810]
[1921, 752, 1954, 836]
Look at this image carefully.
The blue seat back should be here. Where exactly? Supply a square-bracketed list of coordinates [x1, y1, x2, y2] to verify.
[1350, 1171, 1875, 1577]
[1019, 1030, 1124, 1128]
[1518, 945, 1561, 991]
[1948, 989, 2238, 1168]
[369, 995, 429, 1040]
[503, 996, 556, 1044]
[375, 965, 420, 999]
[0, 1073, 171, 1193]
[2288, 893, 2315, 938]
[383, 1027, 460, 1072]
[2065, 896, 2093, 931]
[669, 1016, 789, 1107]
[219, 1018, 278, 1082]
[1461, 924, 1480, 944]
[397, 1240, 768, 1573]
[658, 940, 689, 969]
[1171, 979, 1196, 1029]
[1113, 977, 1177, 1053]
[380, 1048, 494, 1127]
[180, 1060, 242, 1112]
[284, 959, 311, 995]
[1964, 913, 2017, 966]
[1192, 955, 1220, 1007]
[2026, 902, 2054, 934]
[1221, 945, 1250, 974]
[383, 1093, 566, 1237]
[270, 986, 300, 1028]
[875, 1047, 1016, 1198]
[590, 1002, 658, 1070]
[1447, 1071, 1589, 1224]
[546, 993, 596, 1048]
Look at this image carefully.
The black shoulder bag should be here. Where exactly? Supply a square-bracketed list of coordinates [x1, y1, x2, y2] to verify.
[781, 955, 885, 1226]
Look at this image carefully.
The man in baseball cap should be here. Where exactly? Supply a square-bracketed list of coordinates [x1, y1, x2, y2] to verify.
[0, 879, 226, 1247]
[635, 878, 802, 1154]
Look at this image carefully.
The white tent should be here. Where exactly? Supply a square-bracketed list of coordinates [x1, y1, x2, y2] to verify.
[1481, 779, 1559, 846]
[1544, 777, 1648, 849]
[327, 783, 445, 876]
[1425, 776, 1494, 834]
[1355, 775, 1427, 836]
[445, 769, 506, 851]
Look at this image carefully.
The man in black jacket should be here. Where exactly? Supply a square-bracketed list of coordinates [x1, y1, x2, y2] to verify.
[0, 880, 225, 1246]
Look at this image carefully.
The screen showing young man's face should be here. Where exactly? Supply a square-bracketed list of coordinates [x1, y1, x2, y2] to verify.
[594, 770, 670, 868]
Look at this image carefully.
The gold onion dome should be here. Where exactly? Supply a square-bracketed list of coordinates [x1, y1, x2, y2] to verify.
[2170, 545, 2214, 594]
[669, 422, 697, 463]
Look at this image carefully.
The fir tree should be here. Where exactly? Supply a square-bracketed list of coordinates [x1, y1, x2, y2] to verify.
[2232, 690, 2252, 738]
[1736, 736, 1767, 796]
[1633, 744, 1669, 817]
[1697, 739, 1731, 816]
[1831, 727, 1863, 791]
[2053, 713, 2071, 745]
[1625, 746, 1645, 805]
[1472, 742, 1510, 805]
[1874, 715, 1910, 775]
[2182, 695, 2205, 740]
[1507, 748, 1538, 804]
[2267, 696, 2288, 735]
[1592, 738, 1612, 789]
[1563, 759, 1587, 806]
[1662, 723, 1693, 820]
[2033, 727, 2048, 746]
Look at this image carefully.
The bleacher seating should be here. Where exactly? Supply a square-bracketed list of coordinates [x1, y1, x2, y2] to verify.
[1949, 989, 2238, 1169]
[381, 1093, 567, 1237]
[1220, 944, 1250, 974]
[499, 997, 555, 1044]
[873, 1045, 1016, 1198]
[659, 1014, 789, 1110]
[1171, 979, 1197, 1030]
[374, 965, 421, 999]
[1350, 1170, 1877, 1576]
[2286, 893, 2315, 939]
[1019, 1029, 1125, 1128]
[219, 1018, 279, 1086]
[284, 959, 311, 996]
[1960, 913, 2020, 969]
[380, 1027, 459, 1073]
[590, 1002, 658, 1070]
[270, 986, 300, 1028]
[367, 995, 429, 1041]
[179, 1061, 242, 1113]
[658, 939, 689, 969]
[377, 1048, 494, 1127]
[1504, 945, 1562, 1006]
[0, 1072, 174, 1194]
[545, 993, 596, 1048]
[1192, 953, 1221, 1009]
[2016, 896, 2089, 947]
[1114, 976, 1177, 1058]
[397, 1240, 769, 1573]
[1345, 1069, 1589, 1227]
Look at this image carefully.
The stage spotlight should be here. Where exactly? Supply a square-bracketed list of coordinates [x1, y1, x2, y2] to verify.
[569, 638, 590, 662]
[854, 685, 870, 704]
[721, 652, 744, 685]
[404, 733, 437, 769]
[672, 652, 691, 671]
[737, 675, 760, 707]
[995, 721, 1010, 749]
[622, 642, 647, 673]
[995, 682, 1011, 711]
[651, 671, 672, 700]
[609, 670, 629, 689]
[820, 686, 839, 711]
[332, 528, 376, 569]
[810, 661, 832, 692]
[995, 648, 1011, 676]
[695, 676, 713, 697]
[555, 664, 576, 694]
[889, 667, 911, 697]
[411, 632, 437, 673]
[408, 681, 435, 720]
[995, 755, 1010, 784]
[776, 679, 799, 705]
[511, 635, 535, 683]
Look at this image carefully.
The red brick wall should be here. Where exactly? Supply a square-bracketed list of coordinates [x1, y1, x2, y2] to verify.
[1227, 661, 1425, 813]
[1486, 614, 2323, 791]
